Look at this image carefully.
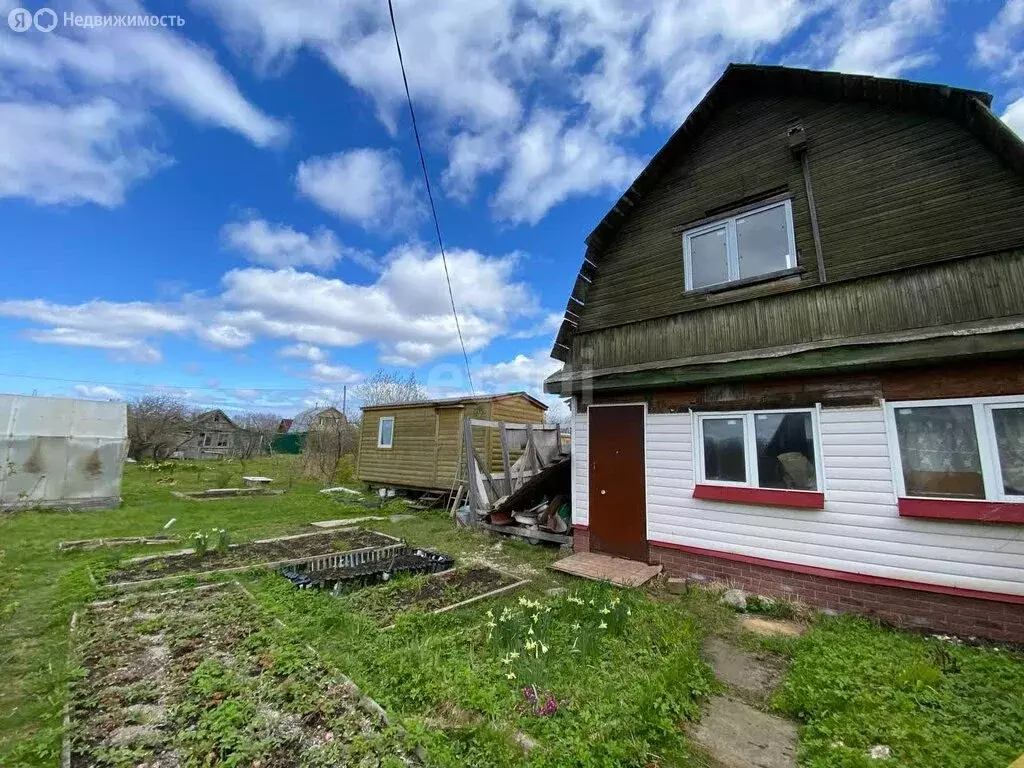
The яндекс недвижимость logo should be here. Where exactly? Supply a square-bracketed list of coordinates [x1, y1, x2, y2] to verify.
[7, 7, 58, 32]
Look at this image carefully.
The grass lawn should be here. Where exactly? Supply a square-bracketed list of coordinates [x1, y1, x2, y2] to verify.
[2, 456, 1024, 767]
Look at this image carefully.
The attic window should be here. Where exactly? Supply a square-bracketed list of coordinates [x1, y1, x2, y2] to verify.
[683, 199, 796, 290]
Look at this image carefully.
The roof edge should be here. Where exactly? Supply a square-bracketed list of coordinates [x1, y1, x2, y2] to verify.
[552, 64, 1018, 362]
[360, 391, 549, 412]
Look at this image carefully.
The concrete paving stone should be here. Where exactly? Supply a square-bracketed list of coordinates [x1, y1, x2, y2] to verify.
[688, 696, 797, 768]
[704, 637, 786, 699]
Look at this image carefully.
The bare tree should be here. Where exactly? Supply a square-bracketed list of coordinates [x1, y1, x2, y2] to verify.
[544, 401, 572, 431]
[352, 370, 425, 407]
[126, 395, 195, 461]
[232, 411, 282, 460]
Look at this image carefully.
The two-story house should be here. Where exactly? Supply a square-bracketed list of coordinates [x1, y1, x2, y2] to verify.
[545, 65, 1024, 641]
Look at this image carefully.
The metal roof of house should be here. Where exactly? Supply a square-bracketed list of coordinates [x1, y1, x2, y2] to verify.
[550, 63, 1024, 363]
[360, 391, 548, 412]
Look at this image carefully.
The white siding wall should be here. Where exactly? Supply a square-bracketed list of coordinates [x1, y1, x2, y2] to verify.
[572, 412, 589, 526]
[635, 405, 1024, 597]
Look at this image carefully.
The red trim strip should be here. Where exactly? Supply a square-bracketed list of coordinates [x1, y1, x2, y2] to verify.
[898, 497, 1024, 524]
[693, 483, 824, 509]
[648, 539, 1024, 605]
[573, 524, 589, 532]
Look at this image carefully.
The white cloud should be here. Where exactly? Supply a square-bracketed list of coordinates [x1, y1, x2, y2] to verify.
[975, 0, 1024, 79]
[24, 328, 162, 363]
[72, 384, 124, 400]
[308, 362, 363, 384]
[0, 298, 190, 334]
[196, 324, 254, 349]
[443, 131, 507, 202]
[197, 0, 532, 131]
[1004, 97, 1024, 137]
[197, 0, 829, 224]
[807, 0, 942, 78]
[0, 244, 534, 367]
[218, 244, 536, 365]
[222, 217, 359, 270]
[510, 312, 564, 339]
[0, 0, 286, 147]
[295, 149, 423, 232]
[472, 348, 567, 423]
[279, 342, 327, 362]
[0, 99, 170, 206]
[492, 111, 645, 224]
[0, 296, 201, 362]
[476, 349, 563, 392]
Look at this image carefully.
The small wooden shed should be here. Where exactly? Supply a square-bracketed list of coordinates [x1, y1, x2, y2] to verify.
[356, 393, 547, 493]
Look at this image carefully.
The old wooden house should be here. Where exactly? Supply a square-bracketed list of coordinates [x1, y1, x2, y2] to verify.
[176, 409, 245, 460]
[545, 64, 1024, 642]
[356, 393, 547, 493]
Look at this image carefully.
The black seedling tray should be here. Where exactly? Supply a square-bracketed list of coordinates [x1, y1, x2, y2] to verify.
[280, 547, 454, 592]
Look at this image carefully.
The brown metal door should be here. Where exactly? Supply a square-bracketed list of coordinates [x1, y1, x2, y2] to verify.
[588, 404, 647, 561]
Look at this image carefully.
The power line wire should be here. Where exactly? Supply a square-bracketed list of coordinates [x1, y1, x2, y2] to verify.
[386, 0, 475, 395]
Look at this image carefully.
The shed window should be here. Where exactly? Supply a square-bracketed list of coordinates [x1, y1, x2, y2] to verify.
[216, 432, 229, 447]
[888, 397, 1024, 502]
[697, 409, 821, 492]
[683, 199, 796, 290]
[377, 416, 394, 449]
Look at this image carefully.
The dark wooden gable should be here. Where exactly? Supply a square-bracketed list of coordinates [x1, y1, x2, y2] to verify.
[551, 64, 1024, 362]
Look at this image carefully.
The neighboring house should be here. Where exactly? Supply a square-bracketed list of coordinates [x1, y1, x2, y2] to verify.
[544, 64, 1024, 642]
[357, 393, 547, 493]
[276, 418, 294, 434]
[0, 393, 128, 510]
[177, 410, 245, 460]
[287, 407, 345, 434]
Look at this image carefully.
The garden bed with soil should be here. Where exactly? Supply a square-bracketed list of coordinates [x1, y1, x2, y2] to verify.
[339, 566, 527, 627]
[106, 530, 402, 587]
[66, 584, 412, 767]
[172, 488, 284, 499]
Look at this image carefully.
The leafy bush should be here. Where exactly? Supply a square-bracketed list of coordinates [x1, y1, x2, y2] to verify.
[335, 453, 357, 484]
[212, 463, 235, 488]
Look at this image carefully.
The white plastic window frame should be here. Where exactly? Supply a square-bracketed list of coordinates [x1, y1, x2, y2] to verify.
[694, 407, 823, 492]
[884, 395, 1024, 502]
[377, 416, 395, 449]
[682, 198, 797, 291]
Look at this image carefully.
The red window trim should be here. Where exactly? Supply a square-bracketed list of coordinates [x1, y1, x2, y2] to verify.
[693, 483, 824, 509]
[898, 497, 1024, 524]
[649, 539, 1024, 605]
[573, 524, 589, 532]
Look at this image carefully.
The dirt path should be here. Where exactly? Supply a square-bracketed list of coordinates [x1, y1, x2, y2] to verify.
[688, 619, 803, 768]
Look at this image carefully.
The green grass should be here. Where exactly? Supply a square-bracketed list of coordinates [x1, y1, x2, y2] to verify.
[774, 617, 1024, 767]
[3, 457, 1024, 767]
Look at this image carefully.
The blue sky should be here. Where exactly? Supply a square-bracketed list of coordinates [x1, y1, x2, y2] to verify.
[0, 0, 1022, 420]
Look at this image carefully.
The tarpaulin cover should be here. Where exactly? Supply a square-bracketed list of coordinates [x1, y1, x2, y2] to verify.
[0, 394, 128, 510]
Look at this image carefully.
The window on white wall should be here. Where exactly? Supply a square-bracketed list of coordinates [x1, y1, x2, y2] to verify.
[377, 416, 394, 449]
[697, 409, 821, 491]
[682, 199, 796, 291]
[888, 397, 1024, 501]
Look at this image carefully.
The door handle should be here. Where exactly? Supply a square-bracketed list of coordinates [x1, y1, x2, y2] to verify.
[601, 489, 606, 495]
